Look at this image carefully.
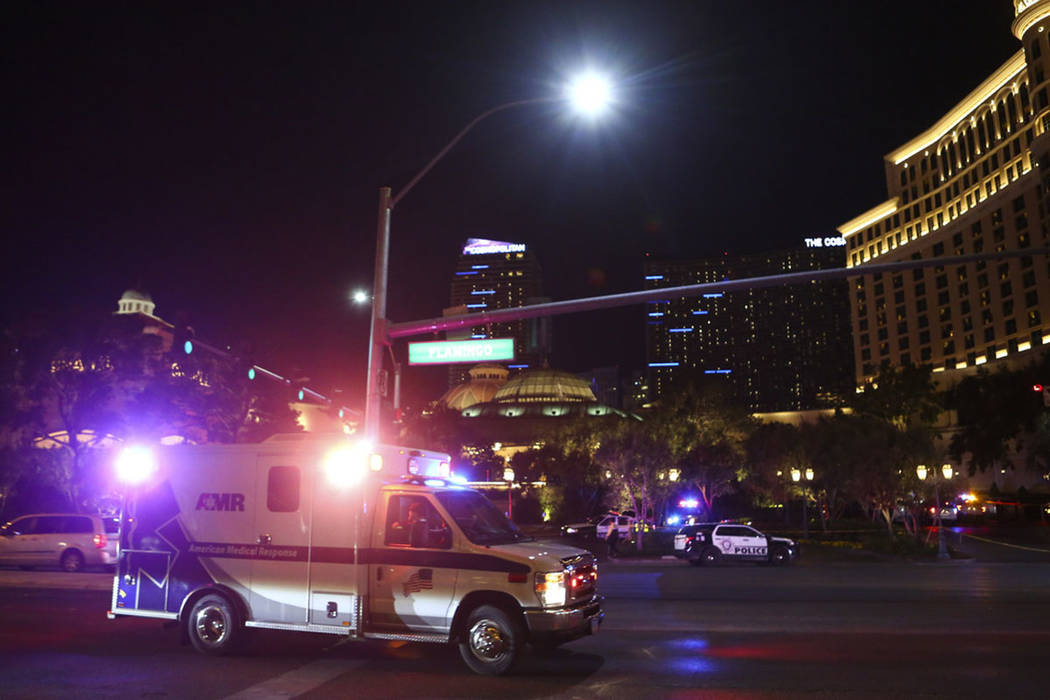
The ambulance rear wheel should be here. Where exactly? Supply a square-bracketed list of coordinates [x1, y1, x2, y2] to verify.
[187, 594, 241, 655]
[458, 605, 522, 676]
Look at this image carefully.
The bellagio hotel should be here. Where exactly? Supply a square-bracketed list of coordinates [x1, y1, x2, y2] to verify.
[840, 1, 1050, 386]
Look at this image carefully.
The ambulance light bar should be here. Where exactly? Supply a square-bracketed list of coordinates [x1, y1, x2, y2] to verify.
[324, 441, 376, 487]
[115, 446, 158, 485]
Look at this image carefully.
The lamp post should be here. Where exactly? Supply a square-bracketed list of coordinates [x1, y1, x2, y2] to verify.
[791, 467, 814, 538]
[917, 463, 953, 559]
[503, 467, 515, 519]
[363, 73, 614, 440]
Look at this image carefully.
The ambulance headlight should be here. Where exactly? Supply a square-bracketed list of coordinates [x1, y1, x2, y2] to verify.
[534, 570, 567, 608]
[324, 443, 371, 487]
[115, 446, 157, 485]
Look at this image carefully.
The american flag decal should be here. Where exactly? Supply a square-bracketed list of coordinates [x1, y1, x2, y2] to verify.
[403, 568, 433, 596]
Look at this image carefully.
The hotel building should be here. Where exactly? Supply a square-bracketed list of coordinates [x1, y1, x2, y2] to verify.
[840, 1, 1050, 384]
[447, 238, 551, 386]
[643, 245, 853, 413]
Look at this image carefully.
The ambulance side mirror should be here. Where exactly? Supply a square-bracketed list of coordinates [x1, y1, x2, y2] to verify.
[410, 520, 429, 548]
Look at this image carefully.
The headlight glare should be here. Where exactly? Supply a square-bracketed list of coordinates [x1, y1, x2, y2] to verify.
[534, 570, 567, 607]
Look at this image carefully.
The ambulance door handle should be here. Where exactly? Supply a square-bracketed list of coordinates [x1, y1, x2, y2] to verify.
[257, 534, 271, 545]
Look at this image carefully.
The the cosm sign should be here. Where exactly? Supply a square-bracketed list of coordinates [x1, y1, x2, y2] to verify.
[804, 236, 846, 248]
[408, 338, 516, 365]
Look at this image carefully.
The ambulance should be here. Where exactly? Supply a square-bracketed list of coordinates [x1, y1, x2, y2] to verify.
[107, 433, 602, 675]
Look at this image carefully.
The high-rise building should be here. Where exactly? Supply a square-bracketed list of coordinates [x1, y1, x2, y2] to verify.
[839, 1, 1050, 385]
[643, 245, 853, 412]
[447, 238, 550, 386]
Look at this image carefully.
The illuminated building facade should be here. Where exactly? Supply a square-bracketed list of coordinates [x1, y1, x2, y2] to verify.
[643, 246, 853, 412]
[840, 1, 1050, 384]
[447, 238, 551, 386]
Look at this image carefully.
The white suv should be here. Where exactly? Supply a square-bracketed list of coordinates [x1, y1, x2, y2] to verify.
[0, 513, 119, 572]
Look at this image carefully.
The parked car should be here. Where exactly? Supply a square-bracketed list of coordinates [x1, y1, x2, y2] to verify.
[673, 522, 798, 566]
[0, 513, 119, 572]
[561, 514, 604, 537]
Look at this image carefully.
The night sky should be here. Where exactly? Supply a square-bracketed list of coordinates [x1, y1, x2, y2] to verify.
[2, 1, 1021, 408]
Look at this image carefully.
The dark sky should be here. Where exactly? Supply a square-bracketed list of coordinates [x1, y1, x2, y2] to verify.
[2, 1, 1021, 408]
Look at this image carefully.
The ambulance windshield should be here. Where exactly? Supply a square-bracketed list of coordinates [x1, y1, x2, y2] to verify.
[436, 491, 530, 545]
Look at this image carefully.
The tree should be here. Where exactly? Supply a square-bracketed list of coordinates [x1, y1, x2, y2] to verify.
[841, 416, 934, 536]
[947, 362, 1045, 476]
[654, 375, 753, 522]
[3, 308, 303, 513]
[744, 421, 802, 519]
[853, 363, 940, 429]
[593, 419, 669, 551]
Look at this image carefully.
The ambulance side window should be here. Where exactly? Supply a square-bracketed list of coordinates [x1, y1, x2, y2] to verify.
[385, 495, 450, 549]
[267, 466, 300, 512]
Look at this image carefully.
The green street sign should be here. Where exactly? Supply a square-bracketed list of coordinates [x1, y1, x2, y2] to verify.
[408, 338, 515, 365]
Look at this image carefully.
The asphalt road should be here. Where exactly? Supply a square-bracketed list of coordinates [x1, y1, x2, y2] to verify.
[1, 558, 1049, 699]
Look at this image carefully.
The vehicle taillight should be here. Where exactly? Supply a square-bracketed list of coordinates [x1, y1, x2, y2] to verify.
[93, 533, 107, 549]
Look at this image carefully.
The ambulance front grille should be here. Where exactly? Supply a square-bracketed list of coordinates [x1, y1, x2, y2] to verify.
[562, 553, 597, 603]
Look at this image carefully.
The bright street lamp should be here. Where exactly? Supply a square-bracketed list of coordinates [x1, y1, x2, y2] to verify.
[503, 467, 515, 519]
[363, 71, 616, 439]
[351, 289, 370, 305]
[791, 467, 814, 538]
[566, 71, 613, 116]
[916, 463, 952, 559]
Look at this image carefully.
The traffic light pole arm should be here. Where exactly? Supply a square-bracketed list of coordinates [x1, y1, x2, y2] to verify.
[385, 248, 1048, 339]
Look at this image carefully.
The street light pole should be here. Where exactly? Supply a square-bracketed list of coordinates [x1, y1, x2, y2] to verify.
[361, 83, 611, 440]
[364, 187, 392, 440]
[916, 463, 952, 560]
[503, 467, 515, 519]
[791, 467, 814, 539]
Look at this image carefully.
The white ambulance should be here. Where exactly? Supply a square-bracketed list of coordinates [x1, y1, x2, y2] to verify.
[107, 434, 602, 675]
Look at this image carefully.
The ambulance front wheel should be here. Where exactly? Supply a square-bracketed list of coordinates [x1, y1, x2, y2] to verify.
[458, 604, 522, 676]
[187, 593, 242, 655]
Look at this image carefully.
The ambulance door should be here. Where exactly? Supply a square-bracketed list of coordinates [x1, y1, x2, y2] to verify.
[306, 466, 361, 630]
[369, 493, 458, 634]
[250, 458, 311, 624]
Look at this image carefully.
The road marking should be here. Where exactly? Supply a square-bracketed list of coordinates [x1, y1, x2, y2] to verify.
[962, 533, 1050, 553]
[224, 658, 361, 699]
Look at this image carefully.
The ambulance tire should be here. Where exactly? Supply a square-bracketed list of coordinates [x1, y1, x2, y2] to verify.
[458, 604, 522, 676]
[187, 594, 242, 655]
[699, 547, 721, 566]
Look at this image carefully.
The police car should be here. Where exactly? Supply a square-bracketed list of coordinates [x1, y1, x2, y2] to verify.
[672, 522, 798, 566]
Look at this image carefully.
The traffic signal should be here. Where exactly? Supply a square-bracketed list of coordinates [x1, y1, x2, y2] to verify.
[172, 325, 195, 356]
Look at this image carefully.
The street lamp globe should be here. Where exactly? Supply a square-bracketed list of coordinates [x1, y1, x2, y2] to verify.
[916, 464, 928, 480]
[804, 468, 814, 481]
[941, 464, 954, 479]
[567, 71, 613, 116]
[351, 289, 370, 305]
[790, 468, 801, 482]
